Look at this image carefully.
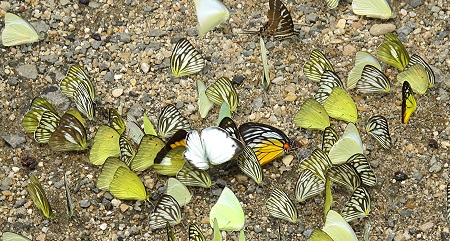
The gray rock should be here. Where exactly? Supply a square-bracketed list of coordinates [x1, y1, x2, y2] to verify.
[0, 1, 11, 11]
[266, 41, 275, 50]
[91, 41, 102, 49]
[242, 51, 253, 57]
[16, 64, 38, 79]
[369, 24, 396, 36]
[32, 20, 50, 35]
[89, 1, 101, 8]
[399, 209, 412, 218]
[148, 29, 166, 37]
[41, 55, 59, 64]
[431, 6, 441, 13]
[104, 72, 114, 82]
[54, 181, 64, 188]
[410, 0, 423, 7]
[252, 97, 264, 109]
[303, 229, 313, 238]
[411, 171, 423, 180]
[397, 26, 413, 35]
[2, 177, 13, 186]
[119, 33, 131, 43]
[60, 0, 70, 5]
[41, 89, 70, 111]
[2, 134, 26, 149]
[186, 28, 197, 37]
[253, 226, 263, 233]
[305, 14, 318, 23]
[7, 77, 19, 86]
[80, 200, 91, 208]
[15, 198, 26, 208]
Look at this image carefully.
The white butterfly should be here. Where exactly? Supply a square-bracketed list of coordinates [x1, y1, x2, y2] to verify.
[183, 127, 244, 170]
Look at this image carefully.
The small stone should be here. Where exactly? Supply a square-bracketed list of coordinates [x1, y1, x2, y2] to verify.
[282, 155, 294, 166]
[104, 72, 114, 82]
[410, 0, 423, 8]
[411, 172, 423, 180]
[418, 222, 434, 232]
[343, 44, 356, 56]
[393, 171, 408, 181]
[430, 6, 441, 13]
[119, 203, 129, 212]
[254, 226, 263, 233]
[397, 26, 413, 35]
[369, 24, 396, 36]
[7, 77, 19, 86]
[2, 134, 26, 149]
[111, 199, 121, 207]
[232, 75, 244, 85]
[305, 14, 318, 23]
[252, 97, 264, 109]
[394, 234, 406, 241]
[141, 62, 150, 73]
[99, 223, 108, 230]
[60, 0, 70, 5]
[272, 76, 283, 84]
[148, 29, 166, 37]
[336, 19, 346, 29]
[80, 200, 90, 208]
[112, 88, 124, 98]
[16, 64, 38, 79]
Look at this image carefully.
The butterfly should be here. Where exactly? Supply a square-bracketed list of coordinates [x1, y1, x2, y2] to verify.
[193, 0, 229, 36]
[28, 174, 54, 219]
[323, 87, 358, 123]
[356, 65, 391, 94]
[158, 104, 191, 139]
[196, 79, 214, 118]
[447, 183, 450, 222]
[149, 194, 182, 230]
[406, 54, 435, 87]
[205, 77, 239, 111]
[308, 210, 358, 241]
[89, 126, 121, 165]
[266, 188, 298, 223]
[153, 129, 187, 176]
[236, 145, 264, 185]
[119, 135, 136, 166]
[189, 224, 206, 241]
[64, 173, 74, 217]
[210, 187, 245, 231]
[260, 36, 270, 89]
[131, 134, 165, 171]
[261, 0, 295, 37]
[341, 186, 371, 222]
[176, 163, 212, 188]
[167, 223, 177, 241]
[33, 111, 60, 144]
[217, 102, 232, 126]
[365, 115, 391, 149]
[378, 33, 410, 70]
[327, 164, 361, 191]
[352, 0, 393, 19]
[23, 97, 59, 133]
[398, 63, 428, 95]
[1, 12, 39, 46]
[239, 122, 296, 165]
[315, 70, 344, 105]
[303, 49, 334, 83]
[109, 166, 149, 201]
[2, 232, 32, 241]
[96, 157, 128, 190]
[295, 169, 325, 202]
[328, 123, 363, 165]
[183, 126, 244, 170]
[347, 51, 382, 89]
[72, 81, 96, 120]
[218, 117, 241, 140]
[49, 111, 88, 152]
[325, 0, 339, 8]
[109, 108, 125, 135]
[170, 38, 205, 77]
[346, 153, 376, 187]
[299, 149, 332, 181]
[166, 178, 192, 207]
[322, 126, 338, 154]
[401, 81, 417, 124]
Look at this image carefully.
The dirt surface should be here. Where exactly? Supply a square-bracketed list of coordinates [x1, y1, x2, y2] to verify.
[0, 0, 449, 240]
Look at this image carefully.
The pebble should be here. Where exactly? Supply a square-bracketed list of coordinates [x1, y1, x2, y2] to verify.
[336, 19, 346, 29]
[252, 97, 264, 109]
[16, 64, 38, 79]
[80, 200, 90, 208]
[410, 0, 423, 7]
[283, 93, 297, 102]
[2, 134, 26, 149]
[343, 44, 356, 56]
[140, 62, 150, 73]
[418, 222, 434, 232]
[397, 26, 413, 35]
[411, 172, 423, 180]
[99, 223, 108, 231]
[369, 24, 396, 36]
[430, 6, 441, 13]
[112, 88, 124, 98]
[119, 203, 129, 212]
[111, 199, 121, 207]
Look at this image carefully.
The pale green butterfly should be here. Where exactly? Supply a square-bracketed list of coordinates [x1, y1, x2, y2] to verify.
[210, 187, 245, 231]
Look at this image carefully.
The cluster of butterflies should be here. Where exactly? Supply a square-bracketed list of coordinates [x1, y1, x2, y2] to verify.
[264, 123, 375, 230]
[22, 65, 98, 152]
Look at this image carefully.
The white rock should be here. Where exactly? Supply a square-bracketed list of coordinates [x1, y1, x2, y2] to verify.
[112, 88, 124, 98]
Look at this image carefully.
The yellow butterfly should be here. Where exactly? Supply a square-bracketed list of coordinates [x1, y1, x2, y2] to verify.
[294, 98, 330, 131]
[401, 81, 417, 124]
[2, 13, 39, 46]
[323, 87, 358, 123]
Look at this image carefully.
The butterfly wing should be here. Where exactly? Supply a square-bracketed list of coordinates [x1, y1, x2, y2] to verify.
[295, 169, 325, 202]
[197, 79, 214, 118]
[205, 77, 239, 111]
[407, 54, 435, 87]
[166, 178, 192, 207]
[209, 187, 245, 231]
[341, 186, 371, 222]
[28, 174, 54, 219]
[401, 81, 417, 124]
[365, 115, 391, 149]
[356, 65, 391, 93]
[176, 163, 212, 188]
[322, 126, 338, 154]
[236, 145, 264, 185]
[73, 81, 95, 120]
[303, 49, 334, 83]
[184, 130, 209, 170]
[323, 87, 358, 123]
[149, 195, 182, 230]
[347, 51, 382, 89]
[378, 33, 410, 70]
[266, 188, 298, 223]
[170, 38, 205, 77]
[322, 210, 358, 241]
[96, 157, 128, 190]
[351, 0, 393, 19]
[193, 0, 229, 36]
[2, 13, 38, 46]
[315, 70, 344, 105]
[325, 0, 339, 8]
[49, 112, 88, 152]
[158, 104, 191, 139]
[260, 36, 270, 89]
[89, 126, 120, 165]
[202, 127, 244, 166]
[218, 117, 241, 140]
[398, 64, 428, 95]
[261, 0, 295, 37]
[109, 108, 125, 135]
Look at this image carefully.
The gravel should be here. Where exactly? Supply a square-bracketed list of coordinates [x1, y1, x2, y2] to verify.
[0, 0, 449, 240]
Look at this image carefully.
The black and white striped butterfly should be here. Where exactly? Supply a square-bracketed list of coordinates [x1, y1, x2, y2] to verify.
[322, 126, 338, 154]
[315, 70, 344, 105]
[23, 97, 59, 134]
[406, 54, 435, 87]
[303, 49, 335, 83]
[341, 186, 371, 222]
[327, 164, 361, 191]
[34, 111, 60, 143]
[109, 108, 125, 135]
[28, 174, 54, 219]
[266, 188, 298, 223]
[295, 169, 325, 202]
[346, 153, 376, 187]
[149, 194, 182, 230]
[236, 145, 264, 185]
[64, 173, 74, 217]
[158, 104, 191, 139]
[205, 77, 239, 111]
[119, 135, 136, 166]
[49, 111, 88, 152]
[72, 81, 96, 120]
[183, 126, 244, 170]
[356, 65, 391, 94]
[299, 149, 332, 181]
[447, 183, 450, 222]
[170, 38, 205, 77]
[189, 224, 206, 241]
[365, 115, 391, 149]
[176, 163, 212, 188]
